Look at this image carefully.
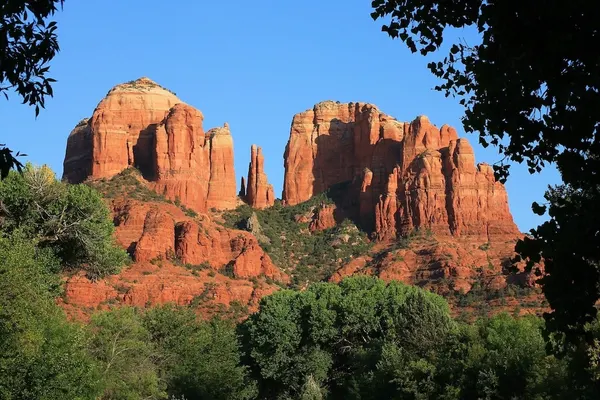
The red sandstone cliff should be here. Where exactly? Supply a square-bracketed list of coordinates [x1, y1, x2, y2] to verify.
[109, 197, 286, 281]
[62, 77, 237, 212]
[282, 101, 520, 242]
[241, 145, 275, 209]
[62, 193, 288, 319]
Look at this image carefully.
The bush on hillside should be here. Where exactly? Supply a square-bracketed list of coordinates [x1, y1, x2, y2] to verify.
[222, 188, 372, 287]
[92, 167, 199, 218]
[0, 164, 128, 278]
[91, 167, 165, 202]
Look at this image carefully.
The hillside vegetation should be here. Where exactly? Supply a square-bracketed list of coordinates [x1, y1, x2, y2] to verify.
[222, 185, 372, 288]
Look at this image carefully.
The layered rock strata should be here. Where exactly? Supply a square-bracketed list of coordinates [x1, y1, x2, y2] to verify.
[240, 145, 275, 209]
[108, 198, 286, 282]
[63, 77, 237, 211]
[282, 101, 520, 242]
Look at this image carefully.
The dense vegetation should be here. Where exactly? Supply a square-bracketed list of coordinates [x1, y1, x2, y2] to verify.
[223, 187, 372, 288]
[242, 277, 572, 399]
[0, 165, 128, 278]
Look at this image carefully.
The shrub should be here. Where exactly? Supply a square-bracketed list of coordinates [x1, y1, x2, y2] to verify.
[220, 263, 236, 279]
[184, 261, 211, 272]
[221, 186, 372, 287]
[0, 165, 129, 278]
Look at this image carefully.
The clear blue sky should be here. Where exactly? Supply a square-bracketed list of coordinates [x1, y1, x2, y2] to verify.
[2, 1, 559, 232]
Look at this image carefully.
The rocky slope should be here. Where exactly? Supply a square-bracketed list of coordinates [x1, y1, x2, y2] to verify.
[63, 77, 237, 212]
[61, 169, 287, 320]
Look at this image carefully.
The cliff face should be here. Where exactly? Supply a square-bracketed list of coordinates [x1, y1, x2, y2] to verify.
[282, 101, 520, 242]
[108, 198, 286, 281]
[62, 77, 237, 212]
[241, 145, 275, 209]
[61, 194, 288, 320]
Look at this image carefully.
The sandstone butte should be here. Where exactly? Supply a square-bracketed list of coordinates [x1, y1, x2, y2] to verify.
[59, 84, 542, 319]
[62, 77, 237, 212]
[282, 101, 521, 243]
[240, 144, 275, 209]
[60, 78, 286, 319]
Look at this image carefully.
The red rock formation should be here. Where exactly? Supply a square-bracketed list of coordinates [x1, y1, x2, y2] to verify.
[62, 77, 237, 212]
[151, 103, 210, 211]
[205, 124, 237, 210]
[63, 119, 92, 183]
[375, 167, 399, 241]
[60, 94, 533, 318]
[283, 101, 404, 207]
[309, 204, 338, 232]
[62, 194, 289, 320]
[110, 198, 287, 283]
[63, 275, 117, 308]
[175, 219, 286, 282]
[134, 210, 175, 262]
[62, 262, 278, 320]
[329, 234, 539, 295]
[282, 101, 520, 242]
[243, 145, 275, 209]
[87, 77, 181, 179]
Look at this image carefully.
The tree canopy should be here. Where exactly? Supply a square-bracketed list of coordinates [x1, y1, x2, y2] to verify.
[371, 0, 600, 344]
[0, 234, 102, 399]
[241, 276, 455, 398]
[0, 164, 129, 278]
[0, 0, 64, 178]
[241, 276, 570, 399]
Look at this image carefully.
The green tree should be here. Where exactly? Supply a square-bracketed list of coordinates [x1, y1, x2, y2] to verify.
[142, 305, 257, 400]
[1, 0, 65, 177]
[299, 375, 324, 400]
[87, 307, 165, 400]
[241, 288, 330, 398]
[241, 276, 454, 399]
[370, 0, 600, 343]
[515, 183, 600, 343]
[472, 314, 566, 399]
[371, 342, 438, 400]
[558, 317, 600, 398]
[0, 165, 128, 278]
[0, 234, 101, 399]
[434, 314, 568, 399]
